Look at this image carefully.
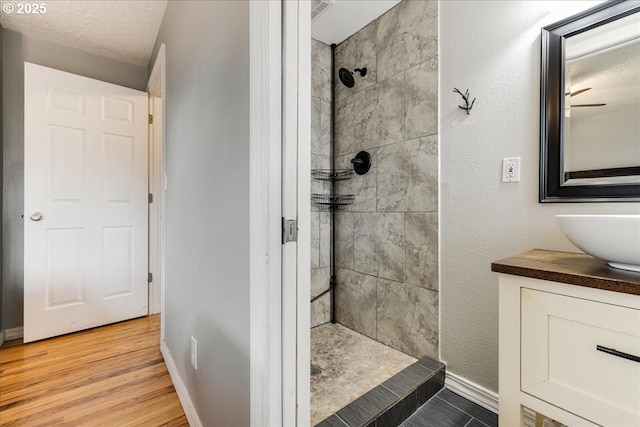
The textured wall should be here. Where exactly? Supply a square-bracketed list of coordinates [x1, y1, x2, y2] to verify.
[150, 1, 250, 425]
[1, 30, 148, 330]
[334, 0, 439, 359]
[0, 25, 3, 333]
[440, 0, 640, 393]
[310, 39, 332, 328]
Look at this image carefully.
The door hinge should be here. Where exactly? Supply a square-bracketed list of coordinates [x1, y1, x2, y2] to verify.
[148, 272, 153, 283]
[148, 114, 153, 124]
[148, 193, 153, 203]
[282, 217, 298, 244]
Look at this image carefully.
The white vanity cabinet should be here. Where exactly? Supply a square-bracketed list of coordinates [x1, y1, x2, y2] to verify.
[493, 250, 640, 427]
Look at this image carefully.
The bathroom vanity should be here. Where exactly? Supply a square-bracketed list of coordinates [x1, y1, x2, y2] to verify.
[492, 249, 640, 427]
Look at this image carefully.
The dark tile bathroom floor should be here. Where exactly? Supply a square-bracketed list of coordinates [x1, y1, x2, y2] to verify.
[401, 388, 498, 427]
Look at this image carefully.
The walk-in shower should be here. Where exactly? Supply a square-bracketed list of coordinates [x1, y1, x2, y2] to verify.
[310, 0, 441, 425]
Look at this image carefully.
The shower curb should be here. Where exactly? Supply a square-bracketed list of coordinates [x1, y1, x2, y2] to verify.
[316, 356, 446, 427]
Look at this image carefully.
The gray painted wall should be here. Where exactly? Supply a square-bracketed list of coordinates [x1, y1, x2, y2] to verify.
[1, 30, 148, 330]
[0, 26, 3, 332]
[440, 0, 640, 393]
[149, 1, 250, 425]
[333, 0, 439, 359]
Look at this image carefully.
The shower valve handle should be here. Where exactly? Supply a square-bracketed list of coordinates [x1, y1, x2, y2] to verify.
[351, 151, 372, 175]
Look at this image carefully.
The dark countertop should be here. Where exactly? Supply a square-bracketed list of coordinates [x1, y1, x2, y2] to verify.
[491, 249, 640, 296]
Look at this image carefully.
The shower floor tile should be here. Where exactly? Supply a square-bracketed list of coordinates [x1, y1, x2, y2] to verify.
[311, 323, 417, 425]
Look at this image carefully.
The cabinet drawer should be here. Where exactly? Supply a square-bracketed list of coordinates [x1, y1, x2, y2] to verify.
[521, 288, 640, 427]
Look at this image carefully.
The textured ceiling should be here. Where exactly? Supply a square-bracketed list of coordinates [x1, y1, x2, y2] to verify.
[0, 0, 167, 66]
[568, 39, 640, 119]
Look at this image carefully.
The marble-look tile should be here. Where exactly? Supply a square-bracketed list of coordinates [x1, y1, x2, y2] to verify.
[312, 154, 331, 203]
[335, 268, 377, 339]
[311, 292, 331, 328]
[353, 73, 404, 152]
[405, 212, 438, 291]
[319, 212, 331, 268]
[335, 150, 377, 212]
[312, 38, 332, 102]
[311, 96, 322, 155]
[319, 99, 331, 157]
[312, 267, 330, 300]
[311, 211, 320, 269]
[335, 20, 378, 101]
[376, 0, 438, 81]
[354, 212, 405, 282]
[335, 96, 355, 156]
[377, 135, 438, 212]
[335, 212, 354, 269]
[310, 323, 416, 426]
[405, 57, 438, 140]
[377, 280, 439, 359]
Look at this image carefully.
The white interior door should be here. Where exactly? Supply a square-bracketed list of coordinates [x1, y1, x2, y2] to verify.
[24, 62, 149, 343]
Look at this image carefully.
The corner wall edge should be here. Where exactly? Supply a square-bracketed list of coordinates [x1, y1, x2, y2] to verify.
[160, 340, 203, 427]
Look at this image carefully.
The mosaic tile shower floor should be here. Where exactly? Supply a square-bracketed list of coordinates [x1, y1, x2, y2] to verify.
[311, 323, 417, 425]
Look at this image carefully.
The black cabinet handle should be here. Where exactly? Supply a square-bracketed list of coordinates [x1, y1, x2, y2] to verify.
[596, 345, 640, 363]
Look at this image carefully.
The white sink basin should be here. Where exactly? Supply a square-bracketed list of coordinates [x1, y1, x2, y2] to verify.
[556, 215, 640, 273]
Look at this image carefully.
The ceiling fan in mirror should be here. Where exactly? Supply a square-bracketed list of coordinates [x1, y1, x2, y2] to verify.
[565, 87, 606, 108]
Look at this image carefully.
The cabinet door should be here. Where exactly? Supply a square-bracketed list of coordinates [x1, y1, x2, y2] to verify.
[521, 288, 640, 427]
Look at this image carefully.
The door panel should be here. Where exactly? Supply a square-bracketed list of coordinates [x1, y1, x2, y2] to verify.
[46, 228, 85, 307]
[101, 226, 134, 298]
[24, 62, 149, 343]
[103, 133, 135, 202]
[48, 126, 86, 202]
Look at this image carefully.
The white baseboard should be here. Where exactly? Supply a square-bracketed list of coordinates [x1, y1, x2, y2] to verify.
[4, 326, 24, 341]
[160, 340, 202, 427]
[445, 371, 499, 413]
[445, 371, 535, 427]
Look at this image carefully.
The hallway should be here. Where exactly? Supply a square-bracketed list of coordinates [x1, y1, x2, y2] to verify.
[0, 315, 187, 426]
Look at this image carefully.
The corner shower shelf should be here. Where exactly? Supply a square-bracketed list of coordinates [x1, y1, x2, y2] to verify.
[312, 169, 354, 182]
[312, 194, 354, 211]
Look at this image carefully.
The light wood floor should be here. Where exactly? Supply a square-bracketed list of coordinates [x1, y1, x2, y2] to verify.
[0, 315, 188, 426]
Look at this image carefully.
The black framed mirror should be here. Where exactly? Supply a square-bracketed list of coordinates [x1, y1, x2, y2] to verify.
[540, 0, 640, 202]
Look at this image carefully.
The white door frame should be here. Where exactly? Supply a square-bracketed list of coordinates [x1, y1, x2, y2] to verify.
[282, 0, 311, 426]
[147, 44, 166, 325]
[249, 1, 283, 425]
[294, 3, 311, 424]
[249, 0, 310, 425]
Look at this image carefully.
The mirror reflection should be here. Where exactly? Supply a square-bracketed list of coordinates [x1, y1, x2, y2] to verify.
[563, 11, 640, 186]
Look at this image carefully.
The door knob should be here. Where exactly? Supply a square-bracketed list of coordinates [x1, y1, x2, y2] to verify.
[29, 212, 43, 221]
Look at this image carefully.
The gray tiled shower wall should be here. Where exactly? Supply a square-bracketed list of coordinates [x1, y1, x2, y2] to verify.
[312, 0, 439, 360]
[310, 39, 332, 327]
